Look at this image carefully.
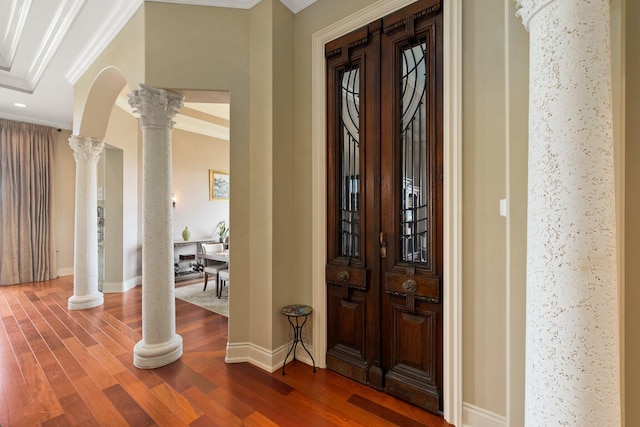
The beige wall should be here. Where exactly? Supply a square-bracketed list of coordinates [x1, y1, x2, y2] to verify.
[271, 0, 296, 347]
[462, 0, 507, 416]
[102, 148, 124, 286]
[143, 1, 252, 343]
[73, 7, 145, 136]
[54, 129, 75, 274]
[625, 0, 640, 423]
[104, 106, 141, 285]
[506, 1, 529, 425]
[172, 129, 229, 241]
[251, 0, 297, 349]
[248, 0, 276, 349]
[144, 0, 299, 350]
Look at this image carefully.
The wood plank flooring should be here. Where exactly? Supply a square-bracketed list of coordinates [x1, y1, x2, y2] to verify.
[0, 276, 453, 426]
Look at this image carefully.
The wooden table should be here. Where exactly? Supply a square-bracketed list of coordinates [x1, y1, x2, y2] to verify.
[200, 250, 229, 263]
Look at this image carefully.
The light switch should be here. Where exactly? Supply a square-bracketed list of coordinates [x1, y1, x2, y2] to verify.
[500, 199, 507, 217]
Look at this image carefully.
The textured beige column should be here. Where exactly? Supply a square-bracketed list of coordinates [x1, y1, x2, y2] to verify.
[516, 1, 621, 425]
[68, 136, 105, 310]
[128, 84, 184, 369]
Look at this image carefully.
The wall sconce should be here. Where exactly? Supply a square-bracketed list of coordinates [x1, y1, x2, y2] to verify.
[172, 193, 176, 208]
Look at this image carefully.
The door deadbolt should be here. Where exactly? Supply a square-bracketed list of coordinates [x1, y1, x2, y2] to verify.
[380, 232, 387, 258]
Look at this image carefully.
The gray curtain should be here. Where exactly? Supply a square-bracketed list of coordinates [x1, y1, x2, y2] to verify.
[0, 119, 57, 285]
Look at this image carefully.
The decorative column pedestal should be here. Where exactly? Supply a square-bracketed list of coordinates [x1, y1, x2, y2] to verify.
[68, 136, 105, 310]
[516, 1, 621, 425]
[128, 84, 184, 369]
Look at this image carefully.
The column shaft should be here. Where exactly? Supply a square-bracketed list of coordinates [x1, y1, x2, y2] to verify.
[68, 136, 104, 310]
[517, 1, 621, 425]
[129, 84, 184, 369]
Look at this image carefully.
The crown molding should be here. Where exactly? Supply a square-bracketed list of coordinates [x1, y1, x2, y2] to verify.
[65, 0, 143, 84]
[64, 0, 316, 86]
[29, 0, 86, 87]
[147, 0, 316, 13]
[146, 0, 261, 8]
[0, 110, 68, 130]
[0, 0, 33, 71]
[279, 0, 316, 14]
[0, 0, 85, 93]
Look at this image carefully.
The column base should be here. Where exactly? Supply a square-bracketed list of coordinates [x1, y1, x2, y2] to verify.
[68, 292, 104, 310]
[133, 334, 183, 369]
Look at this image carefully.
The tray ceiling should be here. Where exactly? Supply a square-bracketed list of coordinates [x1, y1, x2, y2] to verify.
[0, 0, 316, 130]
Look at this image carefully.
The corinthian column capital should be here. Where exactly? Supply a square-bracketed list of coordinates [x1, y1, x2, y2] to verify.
[515, 0, 556, 30]
[128, 84, 184, 130]
[68, 135, 105, 163]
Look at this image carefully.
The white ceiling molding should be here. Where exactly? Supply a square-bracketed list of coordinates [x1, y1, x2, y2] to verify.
[0, 0, 316, 128]
[65, 0, 143, 84]
[0, 0, 32, 71]
[28, 0, 85, 89]
[65, 0, 319, 86]
[279, 0, 316, 14]
[0, 0, 85, 93]
[183, 102, 230, 120]
[0, 108, 65, 129]
[146, 0, 261, 8]
[173, 112, 230, 140]
[115, 92, 134, 115]
[147, 0, 316, 13]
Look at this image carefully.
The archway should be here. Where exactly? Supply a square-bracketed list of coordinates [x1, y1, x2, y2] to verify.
[77, 66, 130, 139]
[75, 66, 135, 293]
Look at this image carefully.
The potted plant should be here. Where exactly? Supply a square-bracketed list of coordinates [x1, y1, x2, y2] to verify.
[215, 220, 229, 243]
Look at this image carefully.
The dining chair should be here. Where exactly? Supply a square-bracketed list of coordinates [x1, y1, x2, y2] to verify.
[217, 269, 229, 298]
[201, 243, 227, 291]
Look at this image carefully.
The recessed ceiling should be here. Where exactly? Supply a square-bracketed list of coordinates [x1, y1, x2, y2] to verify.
[0, 0, 316, 130]
[115, 93, 231, 141]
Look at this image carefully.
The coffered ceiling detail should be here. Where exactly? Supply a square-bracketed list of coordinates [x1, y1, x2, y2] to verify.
[0, 0, 316, 130]
[0, 0, 85, 93]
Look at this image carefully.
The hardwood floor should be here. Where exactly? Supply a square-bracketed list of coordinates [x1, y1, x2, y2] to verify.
[0, 276, 453, 426]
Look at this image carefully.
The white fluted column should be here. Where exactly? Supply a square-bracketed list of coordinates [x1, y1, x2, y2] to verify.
[516, 1, 620, 425]
[128, 84, 184, 369]
[68, 136, 105, 310]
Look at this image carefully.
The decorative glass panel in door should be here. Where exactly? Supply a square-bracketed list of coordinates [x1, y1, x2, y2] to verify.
[401, 42, 429, 264]
[340, 66, 360, 258]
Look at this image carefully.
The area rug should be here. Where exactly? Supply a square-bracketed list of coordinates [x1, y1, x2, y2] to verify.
[174, 282, 228, 317]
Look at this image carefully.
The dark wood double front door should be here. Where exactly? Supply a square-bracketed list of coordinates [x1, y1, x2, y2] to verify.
[325, 0, 443, 414]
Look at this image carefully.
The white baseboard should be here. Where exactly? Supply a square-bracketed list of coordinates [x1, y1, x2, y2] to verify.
[463, 403, 506, 427]
[225, 341, 315, 373]
[102, 276, 141, 293]
[126, 276, 141, 290]
[57, 267, 74, 277]
[56, 270, 141, 294]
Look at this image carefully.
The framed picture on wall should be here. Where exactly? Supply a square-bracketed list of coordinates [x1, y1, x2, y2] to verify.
[210, 170, 229, 200]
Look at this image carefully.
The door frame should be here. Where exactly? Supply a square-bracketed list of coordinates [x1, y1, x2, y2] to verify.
[311, 0, 462, 424]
